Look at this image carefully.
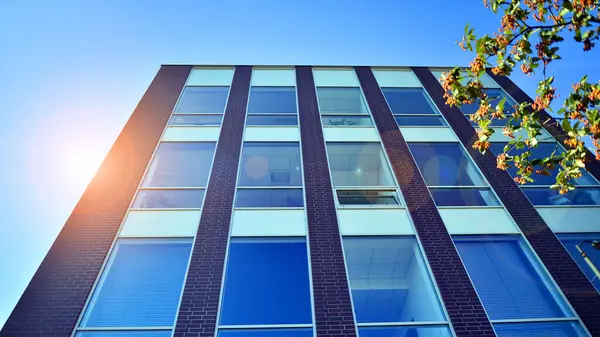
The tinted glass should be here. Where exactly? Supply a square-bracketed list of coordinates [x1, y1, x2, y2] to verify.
[382, 87, 438, 114]
[142, 142, 216, 188]
[76, 332, 172, 337]
[220, 238, 312, 325]
[236, 188, 304, 207]
[460, 88, 517, 116]
[238, 143, 302, 187]
[327, 143, 395, 187]
[494, 321, 587, 337]
[317, 87, 369, 114]
[247, 87, 297, 114]
[430, 188, 499, 206]
[395, 115, 447, 126]
[337, 190, 399, 206]
[246, 115, 298, 126]
[218, 329, 313, 337]
[558, 234, 600, 292]
[132, 189, 205, 208]
[359, 326, 453, 337]
[408, 143, 486, 186]
[322, 116, 373, 126]
[454, 236, 571, 320]
[175, 86, 229, 114]
[344, 237, 446, 323]
[522, 187, 600, 205]
[169, 114, 223, 126]
[80, 239, 192, 327]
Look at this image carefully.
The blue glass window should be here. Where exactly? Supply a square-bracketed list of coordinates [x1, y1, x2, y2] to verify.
[175, 86, 230, 114]
[494, 321, 587, 337]
[321, 115, 373, 126]
[235, 188, 304, 207]
[132, 189, 205, 208]
[408, 143, 486, 186]
[80, 239, 192, 327]
[327, 143, 395, 187]
[238, 143, 302, 187]
[461, 88, 517, 127]
[381, 88, 438, 115]
[358, 326, 453, 337]
[247, 87, 297, 114]
[454, 236, 572, 320]
[218, 329, 313, 337]
[343, 237, 446, 323]
[558, 234, 600, 292]
[430, 187, 499, 206]
[336, 190, 400, 206]
[522, 187, 600, 206]
[169, 114, 223, 126]
[220, 238, 312, 325]
[395, 115, 446, 126]
[76, 332, 172, 337]
[246, 115, 298, 126]
[317, 87, 369, 115]
[142, 142, 216, 188]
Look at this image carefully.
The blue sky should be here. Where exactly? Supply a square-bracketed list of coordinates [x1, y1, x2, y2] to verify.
[0, 0, 598, 328]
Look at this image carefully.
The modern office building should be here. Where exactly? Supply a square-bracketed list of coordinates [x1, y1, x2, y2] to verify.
[3, 65, 600, 337]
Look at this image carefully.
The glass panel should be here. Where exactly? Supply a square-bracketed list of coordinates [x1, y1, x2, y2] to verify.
[247, 87, 297, 114]
[454, 235, 572, 320]
[343, 237, 446, 323]
[358, 326, 453, 337]
[80, 239, 192, 327]
[489, 142, 599, 186]
[430, 187, 500, 206]
[174, 86, 229, 114]
[246, 115, 298, 126]
[408, 142, 487, 186]
[460, 88, 517, 116]
[142, 142, 216, 188]
[76, 332, 172, 337]
[326, 143, 395, 187]
[218, 329, 313, 337]
[238, 143, 302, 187]
[316, 87, 369, 115]
[494, 321, 588, 337]
[321, 115, 373, 126]
[236, 188, 304, 207]
[382, 87, 438, 114]
[337, 190, 399, 206]
[395, 115, 447, 126]
[558, 234, 600, 292]
[132, 189, 205, 208]
[522, 187, 600, 205]
[169, 114, 223, 126]
[220, 238, 312, 325]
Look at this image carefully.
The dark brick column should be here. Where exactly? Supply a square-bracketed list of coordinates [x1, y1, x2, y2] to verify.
[486, 69, 600, 181]
[355, 66, 496, 337]
[296, 66, 358, 337]
[0, 65, 192, 337]
[173, 66, 251, 337]
[413, 66, 600, 335]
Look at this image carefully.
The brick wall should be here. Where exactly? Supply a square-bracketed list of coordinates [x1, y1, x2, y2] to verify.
[413, 66, 600, 336]
[296, 66, 358, 337]
[0, 65, 192, 337]
[355, 66, 496, 337]
[173, 66, 251, 337]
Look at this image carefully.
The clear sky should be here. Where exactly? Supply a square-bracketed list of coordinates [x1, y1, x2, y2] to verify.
[0, 0, 598, 329]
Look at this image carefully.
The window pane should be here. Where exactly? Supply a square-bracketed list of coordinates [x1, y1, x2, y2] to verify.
[142, 142, 216, 188]
[395, 115, 447, 126]
[218, 329, 313, 337]
[238, 142, 302, 187]
[317, 87, 369, 114]
[132, 189, 205, 208]
[343, 237, 446, 323]
[408, 142, 486, 186]
[430, 187, 499, 206]
[337, 190, 399, 206]
[358, 326, 453, 337]
[169, 114, 223, 126]
[321, 115, 373, 126]
[80, 239, 192, 327]
[454, 236, 572, 320]
[236, 188, 304, 207]
[327, 143, 395, 187]
[220, 238, 312, 325]
[494, 321, 588, 337]
[247, 87, 297, 114]
[175, 86, 229, 114]
[382, 87, 438, 115]
[558, 234, 600, 292]
[76, 332, 172, 337]
[522, 187, 600, 205]
[246, 115, 298, 126]
[460, 88, 517, 116]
